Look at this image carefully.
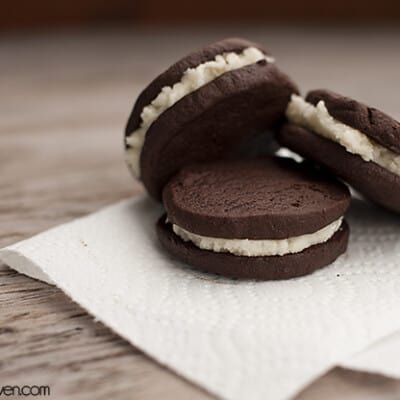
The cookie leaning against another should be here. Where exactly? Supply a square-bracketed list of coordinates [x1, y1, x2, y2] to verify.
[279, 90, 400, 213]
[125, 37, 299, 200]
[158, 157, 350, 280]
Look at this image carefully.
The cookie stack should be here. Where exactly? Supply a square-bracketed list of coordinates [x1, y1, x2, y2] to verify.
[124, 38, 399, 280]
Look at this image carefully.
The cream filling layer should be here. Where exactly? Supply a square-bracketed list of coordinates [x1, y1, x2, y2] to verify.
[126, 47, 274, 177]
[172, 218, 343, 257]
[286, 95, 400, 176]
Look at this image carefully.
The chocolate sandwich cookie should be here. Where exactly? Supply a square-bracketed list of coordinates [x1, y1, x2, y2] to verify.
[125, 37, 299, 200]
[279, 90, 400, 213]
[157, 158, 350, 280]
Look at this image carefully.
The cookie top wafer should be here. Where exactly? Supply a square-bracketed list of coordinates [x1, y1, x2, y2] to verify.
[163, 157, 350, 240]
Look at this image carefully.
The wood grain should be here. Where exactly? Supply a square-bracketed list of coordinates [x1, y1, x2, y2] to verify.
[0, 27, 399, 399]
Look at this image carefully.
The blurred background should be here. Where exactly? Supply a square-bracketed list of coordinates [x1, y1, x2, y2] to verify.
[2, 0, 399, 117]
[2, 0, 400, 31]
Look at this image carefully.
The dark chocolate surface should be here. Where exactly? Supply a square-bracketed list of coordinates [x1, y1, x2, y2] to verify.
[141, 62, 298, 199]
[278, 123, 400, 214]
[157, 216, 349, 280]
[306, 89, 400, 154]
[125, 38, 267, 137]
[163, 157, 350, 239]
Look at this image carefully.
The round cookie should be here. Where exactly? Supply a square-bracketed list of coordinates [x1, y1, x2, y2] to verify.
[282, 89, 400, 213]
[158, 157, 351, 280]
[125, 37, 299, 200]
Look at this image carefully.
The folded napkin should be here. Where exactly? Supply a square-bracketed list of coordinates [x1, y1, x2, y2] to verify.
[1, 195, 400, 400]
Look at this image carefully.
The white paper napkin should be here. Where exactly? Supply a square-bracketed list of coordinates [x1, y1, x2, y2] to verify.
[341, 331, 400, 379]
[1, 195, 400, 400]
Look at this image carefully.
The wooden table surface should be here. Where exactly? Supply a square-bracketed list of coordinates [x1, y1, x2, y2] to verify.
[1, 26, 400, 399]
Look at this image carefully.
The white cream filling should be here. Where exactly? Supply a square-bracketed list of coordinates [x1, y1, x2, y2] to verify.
[286, 95, 400, 176]
[172, 218, 343, 257]
[126, 47, 274, 177]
